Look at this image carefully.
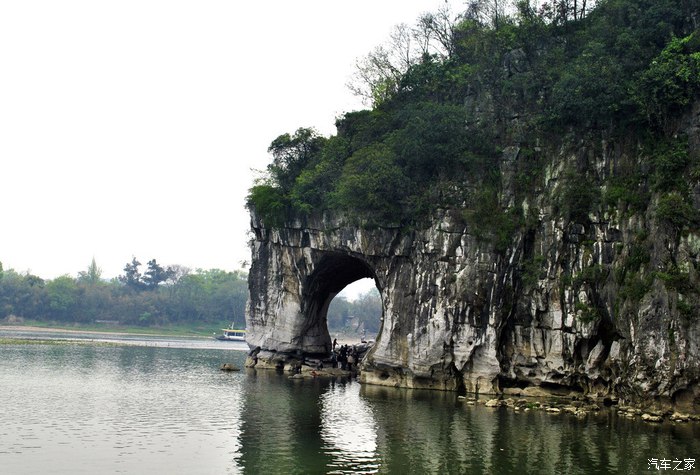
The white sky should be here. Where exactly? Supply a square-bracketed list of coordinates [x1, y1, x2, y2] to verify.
[1, 0, 460, 281]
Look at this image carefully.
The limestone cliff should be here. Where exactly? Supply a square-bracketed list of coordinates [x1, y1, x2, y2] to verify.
[245, 102, 700, 414]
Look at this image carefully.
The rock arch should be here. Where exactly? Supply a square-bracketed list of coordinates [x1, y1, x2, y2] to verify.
[244, 210, 500, 391]
[245, 214, 390, 357]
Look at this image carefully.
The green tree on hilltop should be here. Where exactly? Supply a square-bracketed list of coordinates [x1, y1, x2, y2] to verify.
[267, 128, 326, 193]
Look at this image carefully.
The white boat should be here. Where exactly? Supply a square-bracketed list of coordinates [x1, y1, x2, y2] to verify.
[215, 328, 246, 341]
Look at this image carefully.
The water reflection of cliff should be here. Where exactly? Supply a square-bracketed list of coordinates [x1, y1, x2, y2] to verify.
[359, 385, 700, 474]
[238, 371, 379, 473]
[236, 371, 700, 474]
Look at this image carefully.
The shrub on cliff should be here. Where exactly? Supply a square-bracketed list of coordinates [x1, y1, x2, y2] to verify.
[634, 32, 700, 131]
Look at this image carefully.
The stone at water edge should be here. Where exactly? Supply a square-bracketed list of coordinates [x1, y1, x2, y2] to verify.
[220, 363, 240, 371]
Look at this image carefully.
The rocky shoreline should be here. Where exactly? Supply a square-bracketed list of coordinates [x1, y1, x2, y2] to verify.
[246, 350, 699, 425]
[463, 395, 700, 424]
[244, 344, 368, 378]
[244, 354, 359, 380]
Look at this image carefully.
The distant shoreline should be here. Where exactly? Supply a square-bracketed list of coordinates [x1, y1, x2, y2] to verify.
[0, 324, 202, 339]
[0, 324, 371, 345]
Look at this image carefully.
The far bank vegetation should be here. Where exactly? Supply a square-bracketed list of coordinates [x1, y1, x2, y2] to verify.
[0, 259, 381, 334]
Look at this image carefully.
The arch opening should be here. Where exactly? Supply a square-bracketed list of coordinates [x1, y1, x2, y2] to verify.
[329, 278, 381, 344]
[301, 253, 382, 356]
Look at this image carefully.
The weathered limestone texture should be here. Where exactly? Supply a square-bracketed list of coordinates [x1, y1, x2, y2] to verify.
[246, 105, 700, 414]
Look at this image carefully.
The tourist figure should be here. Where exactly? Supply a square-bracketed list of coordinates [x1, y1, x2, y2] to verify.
[347, 349, 355, 372]
[294, 355, 306, 374]
[249, 346, 261, 365]
[339, 345, 348, 370]
[333, 338, 338, 350]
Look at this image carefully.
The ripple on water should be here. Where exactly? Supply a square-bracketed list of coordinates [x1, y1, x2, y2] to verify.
[0, 342, 247, 473]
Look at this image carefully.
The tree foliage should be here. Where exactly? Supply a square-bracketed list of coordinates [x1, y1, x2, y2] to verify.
[0, 260, 247, 328]
[248, 0, 700, 240]
[634, 32, 700, 130]
[332, 143, 410, 221]
[327, 288, 382, 335]
[78, 258, 102, 285]
[118, 258, 175, 291]
[267, 128, 326, 193]
[119, 258, 145, 291]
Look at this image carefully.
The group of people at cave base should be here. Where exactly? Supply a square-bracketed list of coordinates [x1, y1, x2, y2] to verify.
[331, 338, 358, 372]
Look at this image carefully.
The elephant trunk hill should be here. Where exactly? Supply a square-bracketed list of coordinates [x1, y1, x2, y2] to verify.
[245, 1, 700, 415]
[245, 111, 700, 413]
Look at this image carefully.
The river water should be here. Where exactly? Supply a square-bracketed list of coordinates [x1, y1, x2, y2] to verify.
[0, 330, 698, 474]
